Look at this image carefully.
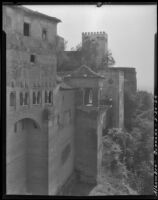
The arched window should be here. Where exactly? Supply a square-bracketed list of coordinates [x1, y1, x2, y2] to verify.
[33, 92, 36, 104]
[42, 28, 47, 40]
[11, 81, 14, 88]
[45, 91, 48, 103]
[84, 88, 93, 105]
[24, 92, 29, 105]
[37, 91, 41, 104]
[19, 92, 23, 106]
[33, 121, 38, 129]
[48, 91, 52, 104]
[10, 92, 16, 106]
[89, 90, 93, 104]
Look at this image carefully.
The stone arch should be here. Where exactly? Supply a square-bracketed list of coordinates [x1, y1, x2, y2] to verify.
[7, 118, 48, 195]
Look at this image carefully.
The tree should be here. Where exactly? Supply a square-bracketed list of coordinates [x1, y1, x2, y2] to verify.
[124, 90, 153, 194]
[102, 49, 116, 67]
[102, 90, 154, 195]
[124, 89, 137, 131]
[74, 39, 116, 70]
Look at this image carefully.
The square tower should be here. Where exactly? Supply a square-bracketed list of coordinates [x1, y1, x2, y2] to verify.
[82, 32, 108, 70]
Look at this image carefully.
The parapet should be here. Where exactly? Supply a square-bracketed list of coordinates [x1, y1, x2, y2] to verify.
[82, 31, 108, 38]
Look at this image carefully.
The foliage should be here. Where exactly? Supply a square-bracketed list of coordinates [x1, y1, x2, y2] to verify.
[102, 49, 116, 67]
[71, 39, 115, 70]
[75, 38, 99, 71]
[56, 37, 116, 71]
[102, 90, 154, 195]
[124, 89, 137, 131]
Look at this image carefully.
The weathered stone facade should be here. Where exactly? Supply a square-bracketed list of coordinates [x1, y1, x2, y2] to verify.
[3, 5, 137, 195]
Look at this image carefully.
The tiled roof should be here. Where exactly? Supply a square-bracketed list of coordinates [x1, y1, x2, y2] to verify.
[5, 5, 61, 23]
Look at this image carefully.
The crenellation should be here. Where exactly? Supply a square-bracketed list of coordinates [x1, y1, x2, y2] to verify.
[82, 31, 107, 37]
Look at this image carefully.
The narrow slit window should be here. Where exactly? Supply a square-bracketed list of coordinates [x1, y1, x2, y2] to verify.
[42, 28, 47, 40]
[14, 123, 17, 133]
[10, 92, 16, 106]
[49, 91, 52, 103]
[23, 22, 30, 36]
[30, 54, 36, 63]
[20, 92, 23, 106]
[45, 91, 48, 103]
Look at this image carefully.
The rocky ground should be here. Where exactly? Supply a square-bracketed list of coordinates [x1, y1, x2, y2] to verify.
[60, 174, 137, 196]
[89, 175, 137, 196]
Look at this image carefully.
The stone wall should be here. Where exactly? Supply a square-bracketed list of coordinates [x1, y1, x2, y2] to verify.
[6, 116, 48, 195]
[75, 110, 98, 184]
[4, 5, 60, 195]
[48, 88, 75, 195]
[3, 6, 58, 43]
[99, 69, 120, 128]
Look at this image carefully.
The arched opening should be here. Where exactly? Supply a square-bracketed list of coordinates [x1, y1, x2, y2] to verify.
[7, 118, 48, 195]
[45, 91, 48, 103]
[11, 81, 15, 88]
[10, 92, 16, 106]
[24, 92, 29, 105]
[37, 91, 41, 104]
[84, 88, 93, 106]
[32, 92, 36, 104]
[19, 92, 23, 106]
[48, 91, 52, 104]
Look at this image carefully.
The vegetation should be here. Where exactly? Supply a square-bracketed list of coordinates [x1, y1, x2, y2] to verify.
[56, 34, 153, 195]
[57, 37, 115, 71]
[73, 38, 115, 70]
[101, 90, 154, 195]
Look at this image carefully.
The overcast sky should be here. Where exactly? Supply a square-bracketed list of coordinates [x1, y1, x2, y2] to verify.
[24, 4, 157, 93]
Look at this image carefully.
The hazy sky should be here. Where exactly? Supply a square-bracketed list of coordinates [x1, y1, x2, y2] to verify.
[24, 5, 157, 93]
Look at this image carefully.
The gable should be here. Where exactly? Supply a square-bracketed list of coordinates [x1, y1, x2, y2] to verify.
[69, 65, 104, 79]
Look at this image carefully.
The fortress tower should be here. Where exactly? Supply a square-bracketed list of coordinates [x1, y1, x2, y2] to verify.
[82, 32, 108, 70]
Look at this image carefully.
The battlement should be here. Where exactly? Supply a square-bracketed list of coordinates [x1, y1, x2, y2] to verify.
[82, 31, 108, 38]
